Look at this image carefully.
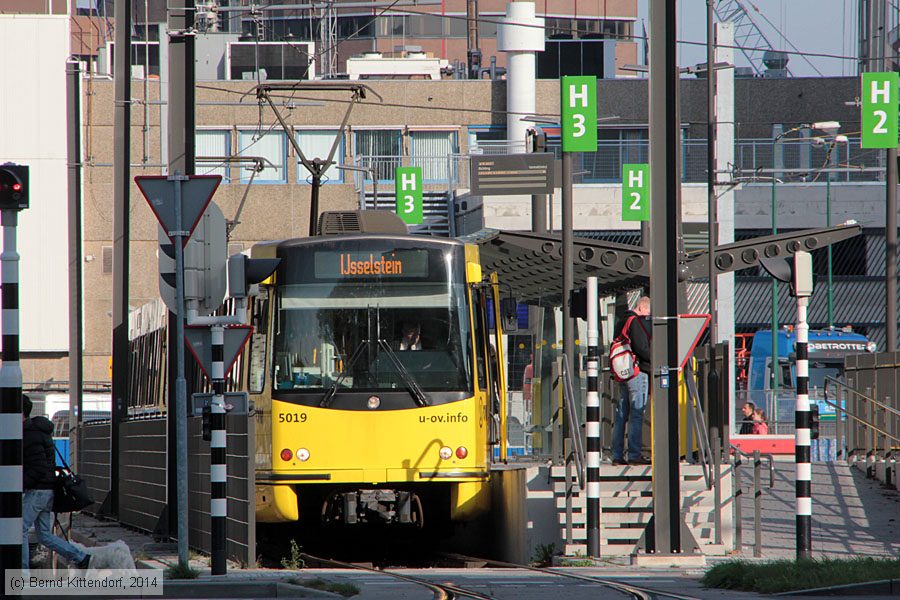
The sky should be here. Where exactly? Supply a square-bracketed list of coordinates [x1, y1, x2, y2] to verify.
[636, 0, 860, 77]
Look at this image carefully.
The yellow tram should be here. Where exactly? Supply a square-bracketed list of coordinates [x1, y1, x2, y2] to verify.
[244, 229, 509, 527]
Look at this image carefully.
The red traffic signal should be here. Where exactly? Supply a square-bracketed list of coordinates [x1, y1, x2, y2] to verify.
[0, 165, 28, 210]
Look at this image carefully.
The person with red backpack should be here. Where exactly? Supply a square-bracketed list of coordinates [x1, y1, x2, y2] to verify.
[611, 296, 652, 466]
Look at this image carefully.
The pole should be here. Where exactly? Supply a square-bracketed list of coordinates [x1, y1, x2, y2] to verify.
[585, 276, 600, 557]
[0, 209, 23, 572]
[167, 0, 195, 567]
[67, 59, 84, 472]
[309, 172, 322, 236]
[795, 293, 812, 559]
[466, 0, 480, 79]
[649, 0, 682, 553]
[884, 5, 897, 351]
[111, 0, 132, 520]
[562, 151, 574, 425]
[826, 175, 833, 328]
[706, 0, 721, 461]
[770, 143, 780, 395]
[210, 325, 227, 575]
[531, 131, 547, 233]
[888, 149, 897, 350]
[172, 173, 190, 569]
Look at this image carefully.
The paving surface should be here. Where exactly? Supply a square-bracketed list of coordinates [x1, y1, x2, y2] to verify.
[737, 459, 900, 559]
[42, 459, 898, 598]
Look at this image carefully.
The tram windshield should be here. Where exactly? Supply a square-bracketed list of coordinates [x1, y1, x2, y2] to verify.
[272, 241, 473, 398]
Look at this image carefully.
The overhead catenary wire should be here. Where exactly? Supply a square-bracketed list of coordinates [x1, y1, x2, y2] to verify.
[377, 6, 879, 66]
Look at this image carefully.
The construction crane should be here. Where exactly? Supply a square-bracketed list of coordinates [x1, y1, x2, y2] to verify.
[714, 0, 821, 77]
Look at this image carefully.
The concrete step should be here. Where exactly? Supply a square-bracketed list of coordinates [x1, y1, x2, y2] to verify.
[551, 465, 652, 479]
[555, 496, 654, 511]
[557, 511, 653, 526]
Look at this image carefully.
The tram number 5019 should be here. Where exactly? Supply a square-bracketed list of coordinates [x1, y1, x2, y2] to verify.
[278, 412, 308, 423]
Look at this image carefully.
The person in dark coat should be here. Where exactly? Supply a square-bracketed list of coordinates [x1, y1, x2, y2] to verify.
[611, 296, 652, 466]
[22, 394, 90, 571]
[739, 401, 756, 435]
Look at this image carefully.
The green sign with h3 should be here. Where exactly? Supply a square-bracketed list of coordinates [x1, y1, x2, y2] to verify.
[861, 72, 899, 149]
[622, 164, 649, 222]
[395, 166, 423, 224]
[561, 76, 597, 152]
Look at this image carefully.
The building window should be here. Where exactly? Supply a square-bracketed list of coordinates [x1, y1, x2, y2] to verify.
[467, 126, 508, 154]
[296, 130, 343, 184]
[229, 42, 315, 81]
[107, 41, 161, 77]
[410, 130, 458, 181]
[238, 129, 286, 183]
[355, 129, 401, 181]
[196, 130, 231, 182]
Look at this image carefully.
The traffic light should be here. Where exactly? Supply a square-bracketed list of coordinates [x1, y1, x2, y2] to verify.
[809, 404, 820, 440]
[202, 405, 212, 441]
[227, 254, 281, 299]
[0, 164, 28, 210]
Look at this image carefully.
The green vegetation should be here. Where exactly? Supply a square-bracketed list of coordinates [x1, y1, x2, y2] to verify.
[702, 557, 900, 594]
[531, 543, 556, 567]
[164, 562, 200, 579]
[295, 578, 360, 597]
[281, 539, 305, 570]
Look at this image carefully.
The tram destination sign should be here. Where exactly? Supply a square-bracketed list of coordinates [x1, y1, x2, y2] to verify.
[470, 153, 555, 196]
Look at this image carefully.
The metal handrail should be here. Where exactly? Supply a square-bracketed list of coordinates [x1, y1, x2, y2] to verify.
[683, 361, 714, 489]
[560, 354, 586, 491]
[819, 397, 900, 445]
[825, 376, 900, 419]
[730, 444, 776, 489]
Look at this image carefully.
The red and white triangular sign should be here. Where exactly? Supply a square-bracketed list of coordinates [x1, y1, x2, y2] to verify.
[135, 175, 221, 246]
[677, 314, 711, 370]
[184, 325, 252, 382]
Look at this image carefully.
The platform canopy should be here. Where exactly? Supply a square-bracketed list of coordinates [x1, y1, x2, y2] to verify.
[464, 223, 862, 305]
[463, 229, 648, 303]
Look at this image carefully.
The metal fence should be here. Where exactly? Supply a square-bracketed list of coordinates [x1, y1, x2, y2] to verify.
[353, 137, 885, 189]
[76, 416, 256, 566]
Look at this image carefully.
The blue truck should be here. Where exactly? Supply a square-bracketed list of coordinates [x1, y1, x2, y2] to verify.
[746, 328, 875, 429]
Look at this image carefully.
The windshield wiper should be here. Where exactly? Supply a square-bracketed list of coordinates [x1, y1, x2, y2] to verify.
[320, 340, 369, 408]
[376, 339, 429, 407]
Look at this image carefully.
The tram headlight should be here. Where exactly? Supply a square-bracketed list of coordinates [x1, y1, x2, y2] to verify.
[456, 446, 468, 459]
[367, 395, 381, 409]
[296, 448, 310, 461]
[280, 448, 293, 462]
[439, 446, 453, 460]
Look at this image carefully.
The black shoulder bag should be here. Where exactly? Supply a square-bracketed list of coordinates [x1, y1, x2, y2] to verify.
[53, 447, 94, 513]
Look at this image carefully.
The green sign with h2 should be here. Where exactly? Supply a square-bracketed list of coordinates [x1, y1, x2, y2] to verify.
[561, 76, 597, 152]
[395, 166, 423, 224]
[622, 164, 649, 222]
[861, 72, 899, 149]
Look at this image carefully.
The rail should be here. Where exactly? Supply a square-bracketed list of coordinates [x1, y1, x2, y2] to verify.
[560, 354, 586, 491]
[683, 361, 714, 490]
[824, 376, 900, 461]
[730, 444, 775, 558]
[824, 376, 900, 420]
[819, 397, 900, 445]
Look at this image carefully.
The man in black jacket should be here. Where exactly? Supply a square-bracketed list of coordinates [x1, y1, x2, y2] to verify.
[611, 296, 652, 466]
[22, 394, 90, 571]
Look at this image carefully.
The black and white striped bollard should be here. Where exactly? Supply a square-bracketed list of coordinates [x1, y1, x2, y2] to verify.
[585, 276, 601, 557]
[210, 324, 227, 575]
[0, 208, 22, 572]
[793, 251, 813, 559]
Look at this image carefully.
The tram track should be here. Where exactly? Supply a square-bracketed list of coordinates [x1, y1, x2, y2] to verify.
[298, 552, 497, 600]
[438, 553, 702, 600]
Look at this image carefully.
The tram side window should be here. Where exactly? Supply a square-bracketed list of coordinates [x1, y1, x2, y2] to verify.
[471, 289, 487, 390]
[248, 294, 270, 394]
